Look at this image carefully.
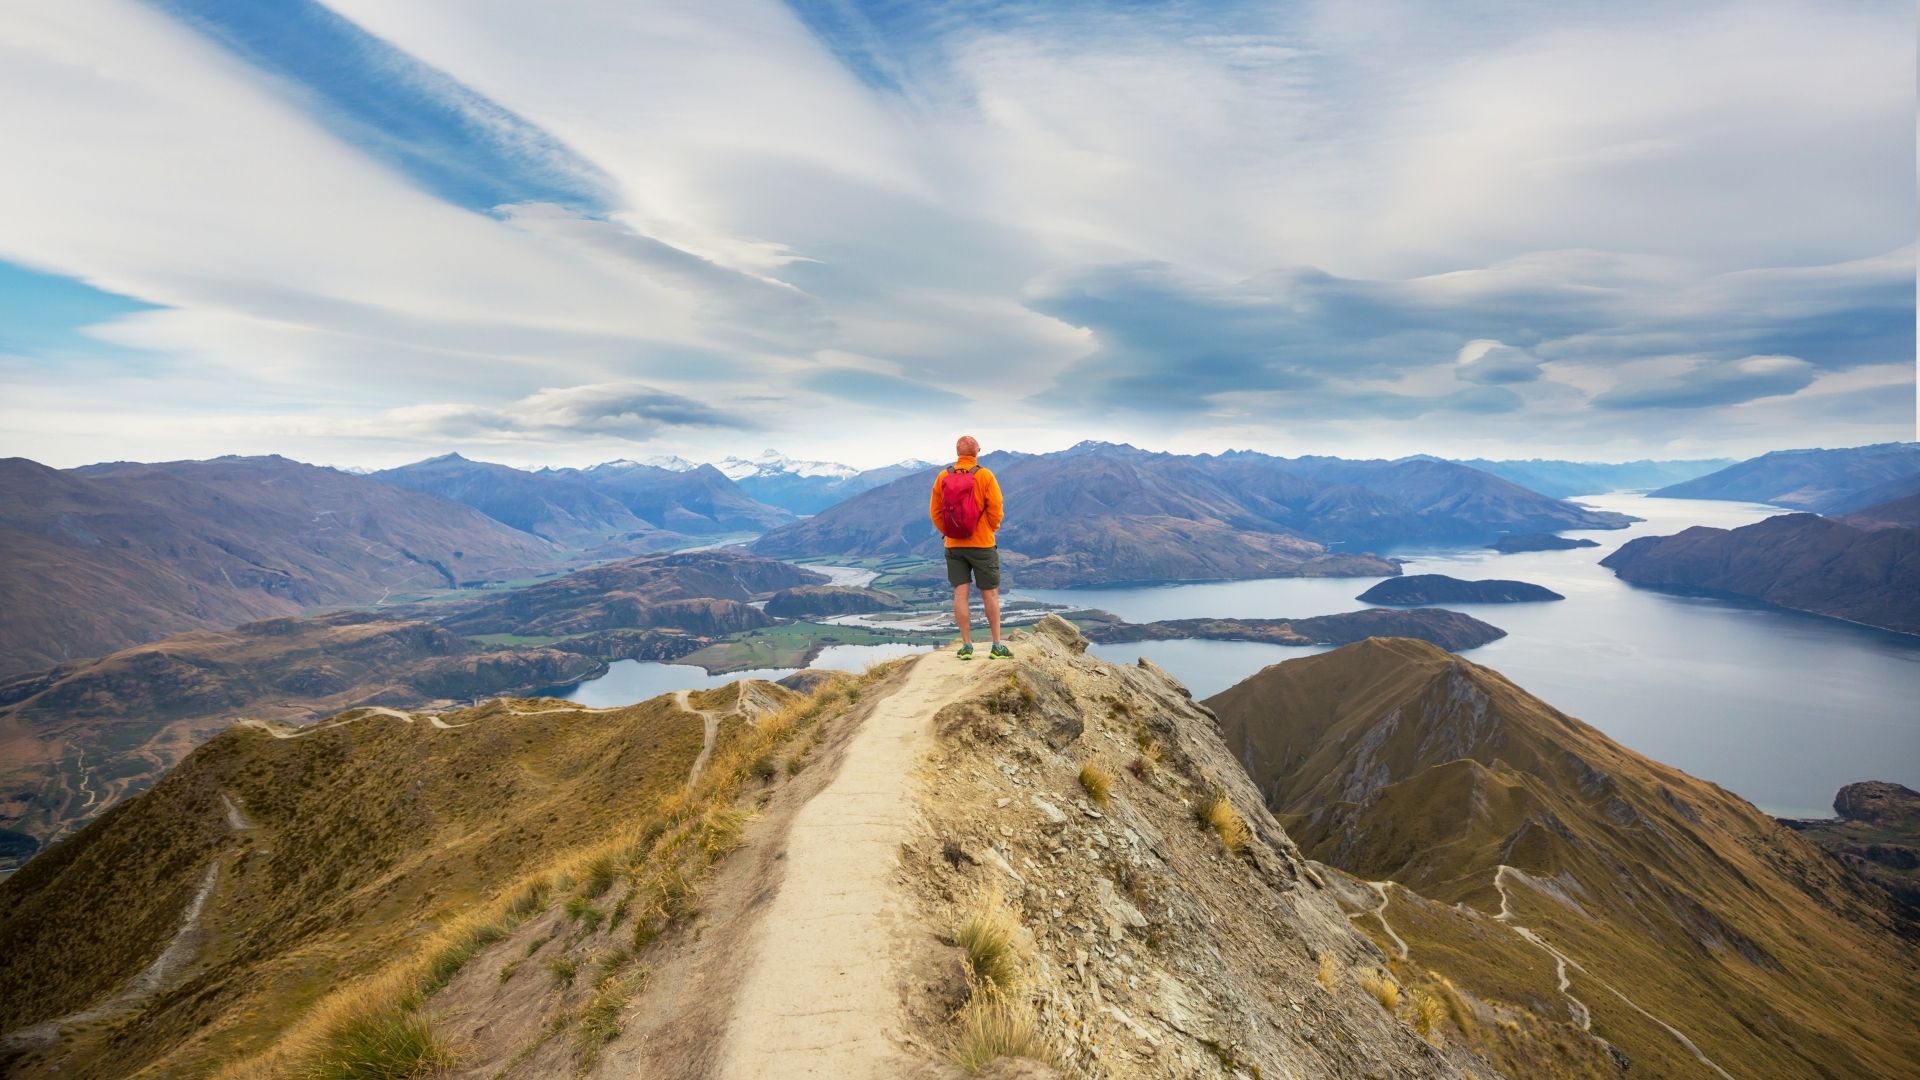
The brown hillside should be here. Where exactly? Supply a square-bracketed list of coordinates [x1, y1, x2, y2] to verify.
[1207, 638, 1920, 1079]
[0, 680, 800, 1077]
[0, 456, 561, 677]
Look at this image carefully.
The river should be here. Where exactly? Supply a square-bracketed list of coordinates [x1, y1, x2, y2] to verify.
[1018, 493, 1920, 819]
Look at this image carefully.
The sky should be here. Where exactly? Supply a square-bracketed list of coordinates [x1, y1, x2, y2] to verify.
[0, 0, 1913, 470]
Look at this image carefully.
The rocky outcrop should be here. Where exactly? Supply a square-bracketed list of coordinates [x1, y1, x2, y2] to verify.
[1783, 782, 1920, 917]
[763, 585, 897, 618]
[1357, 574, 1564, 605]
[1601, 512, 1920, 634]
[1084, 607, 1507, 652]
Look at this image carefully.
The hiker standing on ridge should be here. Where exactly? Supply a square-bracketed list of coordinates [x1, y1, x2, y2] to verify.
[930, 435, 1009, 660]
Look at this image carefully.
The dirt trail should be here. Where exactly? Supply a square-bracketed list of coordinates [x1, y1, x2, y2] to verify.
[675, 689, 724, 789]
[717, 648, 980, 1079]
[1352, 880, 1409, 960]
[1493, 864, 1732, 1077]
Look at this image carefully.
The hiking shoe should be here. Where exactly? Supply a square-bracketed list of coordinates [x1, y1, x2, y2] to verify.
[989, 643, 1013, 659]
[957, 642, 974, 660]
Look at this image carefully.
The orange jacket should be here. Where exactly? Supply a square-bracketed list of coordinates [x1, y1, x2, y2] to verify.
[929, 455, 1004, 548]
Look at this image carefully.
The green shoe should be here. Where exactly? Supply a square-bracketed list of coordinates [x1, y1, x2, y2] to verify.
[957, 643, 974, 660]
[989, 643, 1013, 659]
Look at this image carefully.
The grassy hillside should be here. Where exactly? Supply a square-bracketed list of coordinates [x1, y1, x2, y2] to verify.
[0, 671, 879, 1078]
[1206, 639, 1920, 1078]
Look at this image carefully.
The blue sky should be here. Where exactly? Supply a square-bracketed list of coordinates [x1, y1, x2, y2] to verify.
[0, 0, 1912, 468]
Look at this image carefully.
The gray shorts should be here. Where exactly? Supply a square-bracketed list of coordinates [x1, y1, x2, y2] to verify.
[945, 546, 1001, 590]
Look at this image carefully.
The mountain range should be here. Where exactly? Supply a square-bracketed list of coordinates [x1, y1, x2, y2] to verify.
[755, 442, 1633, 586]
[1600, 500, 1920, 635]
[627, 449, 936, 514]
[0, 456, 561, 679]
[1452, 457, 1733, 498]
[1207, 637, 1919, 1079]
[1650, 442, 1920, 513]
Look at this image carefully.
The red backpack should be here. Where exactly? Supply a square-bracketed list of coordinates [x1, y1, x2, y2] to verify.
[934, 466, 984, 539]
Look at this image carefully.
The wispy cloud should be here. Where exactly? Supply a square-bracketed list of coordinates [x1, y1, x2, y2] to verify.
[0, 0, 1910, 467]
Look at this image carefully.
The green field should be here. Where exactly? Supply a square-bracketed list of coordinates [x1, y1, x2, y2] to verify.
[679, 622, 943, 673]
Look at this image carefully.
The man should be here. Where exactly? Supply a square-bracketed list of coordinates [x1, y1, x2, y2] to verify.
[928, 434, 1009, 659]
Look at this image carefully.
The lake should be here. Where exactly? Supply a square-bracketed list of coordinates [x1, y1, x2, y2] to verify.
[549, 641, 931, 710]
[1021, 493, 1920, 819]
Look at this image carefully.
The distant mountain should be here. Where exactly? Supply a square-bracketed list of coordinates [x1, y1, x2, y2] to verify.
[1650, 442, 1920, 512]
[1451, 457, 1732, 498]
[1206, 638, 1920, 1080]
[754, 442, 1630, 586]
[548, 460, 794, 534]
[1841, 492, 1920, 530]
[373, 454, 683, 552]
[0, 456, 559, 678]
[1601, 510, 1920, 634]
[717, 450, 936, 515]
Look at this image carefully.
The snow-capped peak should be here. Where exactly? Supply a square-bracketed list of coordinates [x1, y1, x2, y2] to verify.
[718, 449, 860, 480]
[640, 454, 700, 472]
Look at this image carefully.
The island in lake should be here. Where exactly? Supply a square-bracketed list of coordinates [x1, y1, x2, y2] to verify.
[1357, 574, 1564, 605]
[1490, 532, 1601, 553]
[1080, 606, 1505, 652]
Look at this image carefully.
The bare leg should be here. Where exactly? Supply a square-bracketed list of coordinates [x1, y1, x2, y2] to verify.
[952, 583, 972, 644]
[983, 588, 1003, 644]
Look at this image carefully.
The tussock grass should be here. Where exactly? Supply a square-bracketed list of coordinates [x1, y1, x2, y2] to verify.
[954, 887, 1024, 992]
[1078, 762, 1113, 806]
[1409, 986, 1448, 1041]
[1317, 953, 1339, 992]
[1358, 969, 1401, 1011]
[1431, 972, 1475, 1036]
[548, 956, 577, 988]
[1192, 790, 1250, 854]
[1127, 733, 1163, 780]
[301, 1006, 453, 1080]
[582, 855, 618, 898]
[950, 987, 1055, 1073]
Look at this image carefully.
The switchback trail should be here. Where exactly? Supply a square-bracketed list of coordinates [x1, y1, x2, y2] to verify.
[1492, 864, 1732, 1078]
[718, 648, 982, 1078]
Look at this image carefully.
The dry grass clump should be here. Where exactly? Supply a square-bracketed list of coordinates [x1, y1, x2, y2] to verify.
[301, 1005, 454, 1080]
[949, 986, 1056, 1074]
[548, 956, 577, 988]
[1358, 969, 1401, 1011]
[1078, 762, 1113, 806]
[1191, 789, 1250, 854]
[954, 887, 1024, 992]
[1408, 986, 1449, 1041]
[420, 923, 506, 998]
[1317, 953, 1339, 992]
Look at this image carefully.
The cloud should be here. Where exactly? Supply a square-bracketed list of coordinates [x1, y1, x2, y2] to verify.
[1454, 340, 1543, 384]
[1592, 355, 1817, 410]
[799, 366, 968, 409]
[380, 382, 753, 441]
[0, 0, 1911, 466]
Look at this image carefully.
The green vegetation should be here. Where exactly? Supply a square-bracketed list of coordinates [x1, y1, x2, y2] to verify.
[678, 621, 938, 673]
[304, 1008, 454, 1080]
